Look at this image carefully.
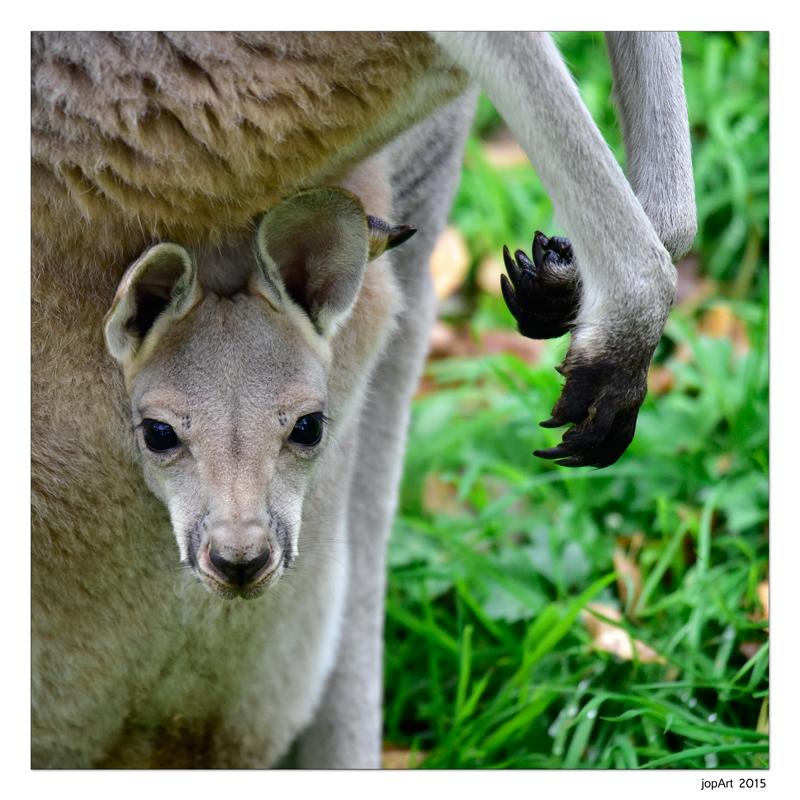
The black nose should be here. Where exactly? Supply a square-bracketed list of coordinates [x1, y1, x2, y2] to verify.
[209, 546, 271, 586]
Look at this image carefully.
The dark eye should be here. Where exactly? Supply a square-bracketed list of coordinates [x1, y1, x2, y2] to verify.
[289, 413, 324, 446]
[142, 419, 180, 452]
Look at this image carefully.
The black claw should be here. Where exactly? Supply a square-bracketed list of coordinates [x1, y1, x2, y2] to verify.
[554, 454, 591, 468]
[500, 274, 521, 318]
[502, 245, 522, 287]
[515, 249, 535, 272]
[531, 233, 544, 267]
[386, 225, 417, 251]
[539, 417, 563, 429]
[533, 444, 573, 460]
[535, 355, 650, 468]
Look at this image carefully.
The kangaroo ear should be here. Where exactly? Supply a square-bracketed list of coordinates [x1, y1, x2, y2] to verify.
[104, 242, 202, 366]
[252, 189, 371, 336]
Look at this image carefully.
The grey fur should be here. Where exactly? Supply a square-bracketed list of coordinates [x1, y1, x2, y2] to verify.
[605, 32, 697, 263]
[295, 90, 479, 767]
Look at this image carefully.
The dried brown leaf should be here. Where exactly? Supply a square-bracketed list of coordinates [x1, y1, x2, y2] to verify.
[738, 641, 763, 660]
[428, 321, 478, 360]
[423, 473, 461, 516]
[744, 579, 769, 634]
[698, 304, 750, 354]
[382, 747, 426, 769]
[480, 330, 544, 364]
[613, 548, 642, 611]
[758, 580, 769, 621]
[476, 255, 505, 295]
[648, 365, 675, 396]
[582, 603, 665, 664]
[430, 227, 469, 300]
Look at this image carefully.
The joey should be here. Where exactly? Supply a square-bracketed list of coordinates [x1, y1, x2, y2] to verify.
[104, 188, 413, 599]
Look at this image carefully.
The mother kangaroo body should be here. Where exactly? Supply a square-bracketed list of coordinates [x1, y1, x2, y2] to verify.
[31, 32, 695, 768]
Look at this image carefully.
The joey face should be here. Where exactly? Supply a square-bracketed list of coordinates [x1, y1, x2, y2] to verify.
[104, 189, 414, 599]
[130, 294, 331, 599]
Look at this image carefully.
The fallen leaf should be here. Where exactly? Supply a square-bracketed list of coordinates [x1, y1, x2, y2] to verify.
[747, 580, 769, 632]
[582, 603, 665, 664]
[613, 531, 652, 551]
[648, 365, 675, 395]
[382, 747, 426, 769]
[758, 581, 769, 621]
[748, 581, 769, 632]
[428, 321, 478, 360]
[738, 578, 769, 659]
[430, 227, 470, 300]
[738, 641, 763, 660]
[480, 330, 544, 364]
[613, 548, 642, 611]
[476, 255, 505, 294]
[423, 473, 461, 516]
[698, 304, 750, 354]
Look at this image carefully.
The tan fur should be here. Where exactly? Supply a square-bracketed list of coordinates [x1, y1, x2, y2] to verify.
[31, 32, 467, 258]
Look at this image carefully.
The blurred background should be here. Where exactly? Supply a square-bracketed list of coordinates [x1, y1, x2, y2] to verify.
[381, 31, 769, 770]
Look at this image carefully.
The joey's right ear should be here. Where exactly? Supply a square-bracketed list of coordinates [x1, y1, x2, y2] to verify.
[104, 243, 202, 366]
[251, 189, 371, 337]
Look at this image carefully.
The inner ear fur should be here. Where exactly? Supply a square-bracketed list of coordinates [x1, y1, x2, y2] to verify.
[104, 242, 201, 365]
[252, 189, 371, 336]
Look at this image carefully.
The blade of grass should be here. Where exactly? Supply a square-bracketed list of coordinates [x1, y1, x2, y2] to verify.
[482, 691, 557, 751]
[612, 734, 640, 769]
[455, 624, 474, 720]
[517, 573, 617, 677]
[385, 603, 460, 655]
[727, 641, 769, 690]
[454, 577, 522, 648]
[636, 518, 691, 616]
[641, 743, 768, 769]
[458, 667, 494, 723]
[563, 714, 597, 768]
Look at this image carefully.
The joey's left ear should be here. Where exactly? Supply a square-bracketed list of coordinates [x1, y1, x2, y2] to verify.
[252, 188, 415, 336]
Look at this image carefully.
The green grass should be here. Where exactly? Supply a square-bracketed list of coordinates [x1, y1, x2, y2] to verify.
[382, 32, 769, 770]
